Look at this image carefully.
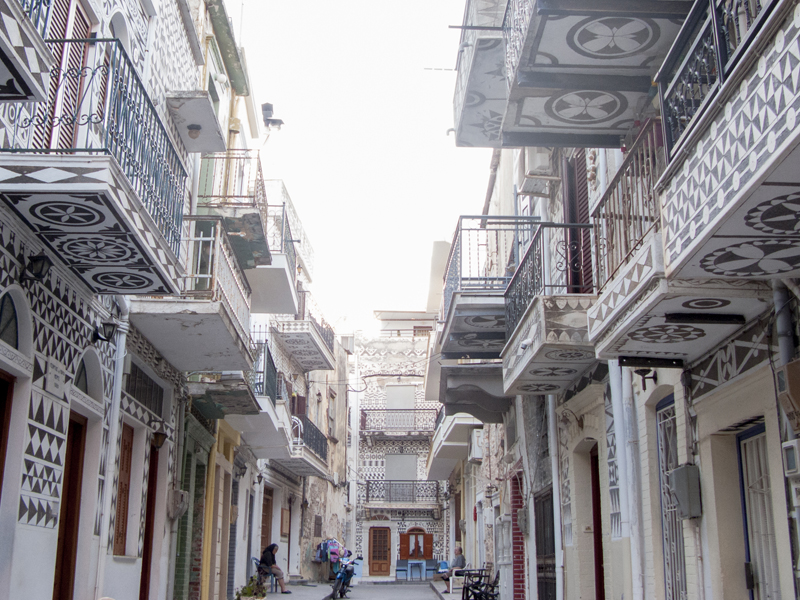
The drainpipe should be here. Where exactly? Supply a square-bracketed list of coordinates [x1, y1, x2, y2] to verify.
[94, 295, 131, 600]
[547, 395, 564, 600]
[165, 396, 187, 600]
[622, 367, 644, 600]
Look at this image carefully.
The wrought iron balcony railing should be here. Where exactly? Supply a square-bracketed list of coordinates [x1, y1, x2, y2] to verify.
[505, 222, 594, 337]
[296, 287, 335, 352]
[198, 149, 267, 218]
[20, 0, 52, 39]
[360, 409, 439, 433]
[657, 0, 778, 157]
[435, 406, 445, 431]
[292, 414, 328, 461]
[249, 340, 278, 404]
[592, 119, 666, 291]
[181, 217, 251, 338]
[443, 215, 541, 320]
[503, 0, 534, 91]
[2, 39, 186, 254]
[360, 480, 442, 504]
[266, 203, 298, 278]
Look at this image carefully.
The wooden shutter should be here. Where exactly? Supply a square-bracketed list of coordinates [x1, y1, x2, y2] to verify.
[423, 534, 433, 559]
[454, 492, 462, 542]
[114, 423, 134, 555]
[572, 149, 593, 292]
[399, 533, 410, 560]
[293, 395, 306, 416]
[55, 4, 91, 149]
[314, 514, 322, 537]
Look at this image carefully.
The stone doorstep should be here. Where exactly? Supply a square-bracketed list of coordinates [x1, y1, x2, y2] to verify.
[429, 581, 448, 600]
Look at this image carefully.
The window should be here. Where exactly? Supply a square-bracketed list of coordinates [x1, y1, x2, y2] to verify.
[0, 294, 18, 349]
[314, 515, 322, 537]
[384, 454, 417, 481]
[385, 385, 415, 410]
[126, 362, 164, 416]
[399, 528, 432, 560]
[74, 359, 88, 394]
[114, 423, 134, 555]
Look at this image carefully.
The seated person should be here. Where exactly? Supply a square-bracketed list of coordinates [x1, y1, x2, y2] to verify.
[259, 543, 292, 594]
[441, 547, 466, 593]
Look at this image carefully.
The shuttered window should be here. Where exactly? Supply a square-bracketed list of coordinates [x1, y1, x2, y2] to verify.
[125, 362, 164, 417]
[314, 515, 322, 537]
[114, 423, 134, 555]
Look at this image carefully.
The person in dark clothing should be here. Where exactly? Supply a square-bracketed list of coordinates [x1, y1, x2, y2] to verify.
[260, 543, 292, 594]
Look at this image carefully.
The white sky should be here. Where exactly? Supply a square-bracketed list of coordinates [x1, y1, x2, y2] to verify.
[230, 0, 492, 334]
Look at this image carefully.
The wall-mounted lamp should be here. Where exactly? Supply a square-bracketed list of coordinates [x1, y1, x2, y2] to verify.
[187, 124, 202, 139]
[234, 464, 247, 479]
[560, 407, 584, 429]
[634, 368, 658, 391]
[152, 424, 168, 449]
[257, 473, 263, 485]
[93, 321, 118, 343]
[20, 252, 53, 283]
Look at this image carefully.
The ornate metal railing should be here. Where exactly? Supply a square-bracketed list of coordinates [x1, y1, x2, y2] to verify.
[657, 0, 777, 156]
[20, 0, 52, 38]
[360, 409, 439, 433]
[198, 149, 268, 222]
[292, 414, 328, 461]
[361, 480, 441, 504]
[504, 222, 594, 337]
[298, 288, 335, 352]
[592, 119, 666, 291]
[249, 341, 278, 404]
[443, 215, 540, 320]
[182, 217, 251, 338]
[266, 203, 298, 279]
[2, 39, 186, 254]
[503, 0, 534, 89]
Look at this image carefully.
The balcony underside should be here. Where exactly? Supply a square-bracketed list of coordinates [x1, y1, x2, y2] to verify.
[441, 293, 507, 360]
[271, 448, 328, 478]
[498, 2, 689, 148]
[427, 414, 481, 480]
[189, 375, 259, 416]
[456, 35, 507, 148]
[503, 295, 596, 395]
[129, 299, 253, 371]
[0, 155, 181, 294]
[272, 320, 335, 371]
[588, 234, 773, 362]
[198, 204, 271, 270]
[440, 364, 512, 424]
[0, 0, 53, 102]
[247, 254, 299, 314]
[226, 398, 292, 458]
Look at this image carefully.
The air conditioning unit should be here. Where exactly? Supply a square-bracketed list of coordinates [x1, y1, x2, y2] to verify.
[516, 147, 554, 195]
[777, 358, 800, 431]
[468, 429, 483, 464]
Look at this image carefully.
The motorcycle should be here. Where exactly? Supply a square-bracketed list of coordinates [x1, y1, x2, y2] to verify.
[329, 553, 362, 599]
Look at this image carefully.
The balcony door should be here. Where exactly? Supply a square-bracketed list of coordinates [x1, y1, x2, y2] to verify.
[369, 527, 391, 576]
[562, 149, 593, 293]
[34, 0, 93, 150]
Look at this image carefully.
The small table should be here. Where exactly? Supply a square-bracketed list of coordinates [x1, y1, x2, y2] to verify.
[408, 560, 425, 581]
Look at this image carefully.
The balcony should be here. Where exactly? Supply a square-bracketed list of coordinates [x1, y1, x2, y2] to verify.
[197, 153, 301, 314]
[360, 409, 439, 438]
[588, 120, 773, 362]
[272, 290, 335, 372]
[454, 0, 693, 148]
[269, 414, 329, 478]
[0, 39, 186, 294]
[655, 0, 800, 286]
[440, 215, 540, 361]
[130, 217, 254, 372]
[426, 414, 482, 480]
[0, 0, 55, 102]
[439, 363, 512, 424]
[359, 481, 442, 509]
[502, 222, 596, 395]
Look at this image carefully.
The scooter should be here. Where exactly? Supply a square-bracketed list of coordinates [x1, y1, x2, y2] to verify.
[329, 553, 362, 599]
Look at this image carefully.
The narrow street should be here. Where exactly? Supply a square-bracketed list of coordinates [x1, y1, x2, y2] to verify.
[283, 582, 441, 600]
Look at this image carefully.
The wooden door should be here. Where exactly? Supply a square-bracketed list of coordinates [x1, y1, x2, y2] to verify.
[369, 527, 390, 575]
[139, 445, 159, 600]
[53, 413, 86, 600]
[260, 487, 273, 555]
[114, 423, 134, 555]
[0, 373, 14, 505]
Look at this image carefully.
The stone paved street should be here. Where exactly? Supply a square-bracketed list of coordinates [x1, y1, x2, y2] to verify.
[274, 582, 441, 600]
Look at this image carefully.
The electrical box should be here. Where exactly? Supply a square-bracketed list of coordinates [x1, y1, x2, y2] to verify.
[776, 358, 800, 431]
[672, 463, 702, 519]
[517, 507, 529, 536]
[783, 439, 800, 478]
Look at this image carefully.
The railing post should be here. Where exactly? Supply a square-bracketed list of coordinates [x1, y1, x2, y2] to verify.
[709, 0, 728, 86]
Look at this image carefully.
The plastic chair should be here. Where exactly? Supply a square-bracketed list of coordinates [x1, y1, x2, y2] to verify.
[396, 559, 408, 580]
[451, 562, 471, 593]
[251, 557, 278, 593]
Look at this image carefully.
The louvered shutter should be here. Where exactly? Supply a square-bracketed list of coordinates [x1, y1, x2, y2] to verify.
[573, 149, 593, 292]
[114, 423, 134, 555]
[55, 6, 91, 149]
[294, 395, 307, 416]
[399, 533, 410, 560]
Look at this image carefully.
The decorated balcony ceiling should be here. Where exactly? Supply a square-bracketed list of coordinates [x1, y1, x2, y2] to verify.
[459, 0, 691, 147]
[0, 159, 181, 295]
[441, 295, 507, 360]
[503, 295, 596, 395]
